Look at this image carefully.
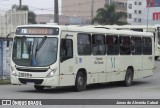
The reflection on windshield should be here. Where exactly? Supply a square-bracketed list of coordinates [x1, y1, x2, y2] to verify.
[13, 37, 58, 67]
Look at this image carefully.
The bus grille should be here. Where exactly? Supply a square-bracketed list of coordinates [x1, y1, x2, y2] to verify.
[18, 78, 43, 84]
[16, 68, 48, 72]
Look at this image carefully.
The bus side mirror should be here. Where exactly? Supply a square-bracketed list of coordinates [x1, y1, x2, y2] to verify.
[6, 34, 10, 47]
[6, 32, 14, 47]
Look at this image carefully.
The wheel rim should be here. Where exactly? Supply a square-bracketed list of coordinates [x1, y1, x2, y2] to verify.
[127, 74, 131, 84]
[127, 72, 132, 84]
[78, 76, 84, 87]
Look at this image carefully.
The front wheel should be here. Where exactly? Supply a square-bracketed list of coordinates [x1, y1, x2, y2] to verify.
[34, 85, 44, 91]
[75, 72, 86, 92]
[124, 69, 133, 87]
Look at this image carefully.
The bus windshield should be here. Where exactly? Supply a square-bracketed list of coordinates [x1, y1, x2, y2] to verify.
[12, 37, 58, 67]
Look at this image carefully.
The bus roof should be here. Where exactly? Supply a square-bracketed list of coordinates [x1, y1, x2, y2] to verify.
[90, 25, 160, 29]
[16, 24, 153, 37]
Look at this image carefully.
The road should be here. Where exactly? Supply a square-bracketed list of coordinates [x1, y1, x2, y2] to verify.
[0, 61, 160, 108]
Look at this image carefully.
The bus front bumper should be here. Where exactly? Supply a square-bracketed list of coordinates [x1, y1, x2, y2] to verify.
[11, 75, 59, 87]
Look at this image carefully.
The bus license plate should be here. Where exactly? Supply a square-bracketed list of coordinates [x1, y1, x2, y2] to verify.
[27, 82, 34, 85]
[19, 72, 32, 77]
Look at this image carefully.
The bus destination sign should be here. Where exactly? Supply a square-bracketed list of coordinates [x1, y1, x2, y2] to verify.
[16, 27, 59, 35]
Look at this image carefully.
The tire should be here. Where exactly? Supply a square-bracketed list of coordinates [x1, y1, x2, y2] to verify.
[75, 72, 86, 92]
[124, 69, 133, 87]
[155, 56, 159, 60]
[34, 85, 44, 91]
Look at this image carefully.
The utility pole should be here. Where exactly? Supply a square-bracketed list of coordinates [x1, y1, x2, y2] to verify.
[19, 0, 22, 9]
[54, 0, 59, 24]
[147, 0, 153, 31]
[91, 0, 94, 24]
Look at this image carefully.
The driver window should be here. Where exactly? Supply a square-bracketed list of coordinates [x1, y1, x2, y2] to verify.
[61, 39, 73, 58]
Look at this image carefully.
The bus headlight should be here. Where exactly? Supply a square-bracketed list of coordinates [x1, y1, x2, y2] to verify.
[46, 68, 57, 78]
[11, 67, 17, 76]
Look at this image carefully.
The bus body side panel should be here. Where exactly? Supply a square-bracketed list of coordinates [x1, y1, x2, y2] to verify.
[141, 38, 154, 78]
[107, 55, 143, 82]
[108, 56, 131, 82]
[106, 56, 120, 82]
[91, 55, 106, 83]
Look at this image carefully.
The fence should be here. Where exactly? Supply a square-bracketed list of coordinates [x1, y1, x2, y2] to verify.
[0, 10, 28, 79]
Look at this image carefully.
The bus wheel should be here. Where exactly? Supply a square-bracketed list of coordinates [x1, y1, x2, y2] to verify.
[34, 85, 44, 91]
[124, 69, 133, 87]
[155, 56, 159, 60]
[75, 72, 86, 92]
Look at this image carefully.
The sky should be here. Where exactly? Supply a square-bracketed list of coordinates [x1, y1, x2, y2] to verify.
[0, 0, 61, 14]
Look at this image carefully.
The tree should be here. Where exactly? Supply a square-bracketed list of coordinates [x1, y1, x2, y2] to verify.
[12, 4, 37, 24]
[92, 4, 127, 25]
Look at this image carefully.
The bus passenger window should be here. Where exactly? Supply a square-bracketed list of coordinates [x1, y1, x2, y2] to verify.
[77, 33, 91, 55]
[106, 35, 119, 55]
[92, 34, 105, 55]
[120, 36, 131, 55]
[60, 39, 73, 61]
[131, 37, 142, 55]
[143, 37, 152, 55]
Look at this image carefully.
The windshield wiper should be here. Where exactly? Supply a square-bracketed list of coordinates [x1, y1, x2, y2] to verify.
[35, 36, 47, 58]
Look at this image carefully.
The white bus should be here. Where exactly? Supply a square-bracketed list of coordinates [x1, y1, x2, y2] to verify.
[92, 25, 160, 60]
[11, 24, 154, 91]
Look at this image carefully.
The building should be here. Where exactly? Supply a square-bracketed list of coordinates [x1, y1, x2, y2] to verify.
[62, 0, 127, 25]
[36, 0, 128, 25]
[106, 0, 127, 12]
[35, 14, 89, 25]
[106, 0, 127, 22]
[127, 0, 160, 25]
[61, 0, 106, 24]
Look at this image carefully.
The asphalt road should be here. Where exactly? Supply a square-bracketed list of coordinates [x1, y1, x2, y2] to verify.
[1, 60, 160, 108]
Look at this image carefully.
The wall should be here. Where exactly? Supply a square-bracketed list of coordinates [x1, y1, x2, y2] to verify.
[62, 0, 106, 22]
[0, 10, 28, 79]
[0, 39, 3, 78]
[0, 38, 12, 79]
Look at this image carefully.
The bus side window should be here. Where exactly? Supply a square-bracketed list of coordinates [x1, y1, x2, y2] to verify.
[106, 35, 119, 55]
[92, 34, 105, 55]
[60, 39, 73, 62]
[131, 37, 142, 55]
[77, 33, 91, 55]
[120, 36, 131, 55]
[143, 37, 152, 55]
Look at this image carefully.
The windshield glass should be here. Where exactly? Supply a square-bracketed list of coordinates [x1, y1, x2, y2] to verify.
[12, 37, 58, 67]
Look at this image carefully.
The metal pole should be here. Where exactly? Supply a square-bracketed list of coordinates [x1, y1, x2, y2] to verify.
[54, 0, 59, 24]
[91, 0, 94, 24]
[19, 0, 22, 9]
[147, 0, 153, 31]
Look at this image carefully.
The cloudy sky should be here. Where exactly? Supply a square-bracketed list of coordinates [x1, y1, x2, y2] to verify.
[0, 0, 61, 14]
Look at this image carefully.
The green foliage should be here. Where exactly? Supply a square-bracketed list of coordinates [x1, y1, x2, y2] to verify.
[92, 4, 127, 25]
[12, 4, 37, 24]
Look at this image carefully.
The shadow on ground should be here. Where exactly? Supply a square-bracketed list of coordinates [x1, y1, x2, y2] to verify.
[15, 80, 150, 94]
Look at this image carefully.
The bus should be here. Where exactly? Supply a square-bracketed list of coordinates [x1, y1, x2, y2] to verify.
[92, 25, 160, 60]
[10, 24, 154, 91]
